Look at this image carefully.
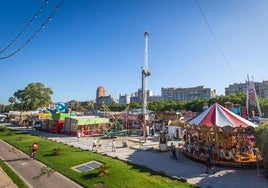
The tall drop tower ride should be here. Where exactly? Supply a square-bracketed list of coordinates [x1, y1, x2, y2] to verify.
[142, 31, 151, 137]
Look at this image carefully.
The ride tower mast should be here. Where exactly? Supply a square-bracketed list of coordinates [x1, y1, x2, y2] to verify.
[246, 75, 262, 118]
[141, 31, 151, 138]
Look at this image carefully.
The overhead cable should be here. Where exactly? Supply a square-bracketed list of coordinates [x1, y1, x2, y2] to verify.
[0, 0, 63, 60]
[195, 0, 235, 82]
[0, 0, 49, 54]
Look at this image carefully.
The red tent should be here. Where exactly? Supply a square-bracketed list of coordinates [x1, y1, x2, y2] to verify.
[187, 103, 257, 128]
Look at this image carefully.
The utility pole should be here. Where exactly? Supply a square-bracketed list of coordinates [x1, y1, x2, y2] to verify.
[141, 31, 151, 140]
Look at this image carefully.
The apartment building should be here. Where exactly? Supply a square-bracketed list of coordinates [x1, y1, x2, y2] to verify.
[225, 80, 268, 98]
[161, 86, 213, 101]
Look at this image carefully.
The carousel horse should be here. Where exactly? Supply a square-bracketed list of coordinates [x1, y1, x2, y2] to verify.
[219, 149, 236, 160]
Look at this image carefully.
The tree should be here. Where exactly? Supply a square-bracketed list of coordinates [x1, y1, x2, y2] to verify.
[13, 82, 53, 111]
[0, 104, 5, 112]
[254, 122, 268, 177]
[8, 97, 16, 105]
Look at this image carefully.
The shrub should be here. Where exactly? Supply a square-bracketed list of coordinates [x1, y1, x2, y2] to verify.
[0, 127, 5, 132]
[96, 164, 110, 177]
[7, 131, 14, 136]
[255, 123, 268, 178]
[52, 148, 64, 155]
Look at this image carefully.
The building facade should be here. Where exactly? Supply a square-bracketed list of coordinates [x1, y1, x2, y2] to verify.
[96, 95, 117, 106]
[119, 94, 130, 105]
[161, 86, 213, 101]
[96, 86, 106, 100]
[225, 80, 268, 98]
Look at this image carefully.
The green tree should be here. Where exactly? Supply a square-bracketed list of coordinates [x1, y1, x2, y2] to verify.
[254, 122, 268, 177]
[0, 104, 5, 112]
[8, 97, 16, 105]
[13, 82, 53, 111]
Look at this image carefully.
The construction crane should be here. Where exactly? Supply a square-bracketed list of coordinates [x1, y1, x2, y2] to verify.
[141, 31, 151, 138]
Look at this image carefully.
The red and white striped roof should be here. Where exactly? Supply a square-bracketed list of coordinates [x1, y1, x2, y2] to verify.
[187, 103, 257, 127]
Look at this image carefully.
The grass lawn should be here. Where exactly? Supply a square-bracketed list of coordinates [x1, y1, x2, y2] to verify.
[0, 128, 197, 188]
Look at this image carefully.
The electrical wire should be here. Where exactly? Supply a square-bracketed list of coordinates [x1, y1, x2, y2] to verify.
[195, 0, 235, 82]
[0, 0, 49, 54]
[0, 0, 63, 60]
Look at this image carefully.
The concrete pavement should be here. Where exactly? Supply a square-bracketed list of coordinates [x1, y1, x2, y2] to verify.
[1, 123, 268, 188]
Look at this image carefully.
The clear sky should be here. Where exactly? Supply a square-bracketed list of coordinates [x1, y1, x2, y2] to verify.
[1, 0, 268, 105]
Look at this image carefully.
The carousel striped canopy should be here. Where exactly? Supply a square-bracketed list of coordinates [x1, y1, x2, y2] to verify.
[187, 103, 257, 128]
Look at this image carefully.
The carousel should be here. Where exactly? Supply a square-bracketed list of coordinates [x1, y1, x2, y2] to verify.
[169, 103, 263, 168]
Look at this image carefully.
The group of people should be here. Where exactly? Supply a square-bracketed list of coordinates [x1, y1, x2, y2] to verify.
[92, 138, 116, 152]
[92, 138, 103, 152]
[171, 142, 216, 174]
[77, 129, 117, 152]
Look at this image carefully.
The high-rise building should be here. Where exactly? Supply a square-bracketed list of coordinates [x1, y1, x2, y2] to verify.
[96, 86, 106, 100]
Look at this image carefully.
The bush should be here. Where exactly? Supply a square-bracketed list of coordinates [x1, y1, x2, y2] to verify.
[52, 148, 64, 156]
[0, 127, 5, 132]
[255, 122, 268, 178]
[96, 164, 110, 177]
[7, 131, 14, 136]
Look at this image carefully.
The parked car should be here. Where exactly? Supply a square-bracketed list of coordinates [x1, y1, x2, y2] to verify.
[0, 114, 7, 123]
[32, 120, 42, 130]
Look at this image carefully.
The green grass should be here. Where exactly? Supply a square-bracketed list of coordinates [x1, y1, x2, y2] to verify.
[0, 158, 29, 188]
[0, 128, 197, 188]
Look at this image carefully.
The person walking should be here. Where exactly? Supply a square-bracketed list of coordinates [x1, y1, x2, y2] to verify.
[170, 142, 178, 160]
[97, 139, 102, 150]
[112, 140, 116, 152]
[77, 129, 81, 142]
[205, 152, 215, 174]
[92, 138, 97, 152]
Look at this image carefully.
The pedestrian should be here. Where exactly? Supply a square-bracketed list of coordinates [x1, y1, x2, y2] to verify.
[30, 143, 38, 159]
[92, 138, 97, 152]
[112, 140, 116, 152]
[205, 152, 215, 174]
[97, 139, 102, 150]
[170, 142, 178, 160]
[77, 129, 81, 142]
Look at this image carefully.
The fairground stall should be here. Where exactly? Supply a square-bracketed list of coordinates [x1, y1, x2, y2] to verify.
[64, 116, 109, 136]
[169, 103, 263, 167]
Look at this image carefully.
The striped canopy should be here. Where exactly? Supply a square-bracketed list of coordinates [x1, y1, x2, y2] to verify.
[187, 103, 257, 128]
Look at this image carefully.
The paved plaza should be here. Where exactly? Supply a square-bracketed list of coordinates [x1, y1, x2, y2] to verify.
[0, 123, 268, 188]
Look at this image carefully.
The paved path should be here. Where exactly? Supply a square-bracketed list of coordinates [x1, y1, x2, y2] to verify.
[1, 124, 268, 188]
[0, 140, 82, 188]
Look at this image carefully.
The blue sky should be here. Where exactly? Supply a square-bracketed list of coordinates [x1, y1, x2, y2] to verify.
[1, 0, 268, 105]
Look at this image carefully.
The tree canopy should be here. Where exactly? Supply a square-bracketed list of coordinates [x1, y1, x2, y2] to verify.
[12, 82, 53, 111]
